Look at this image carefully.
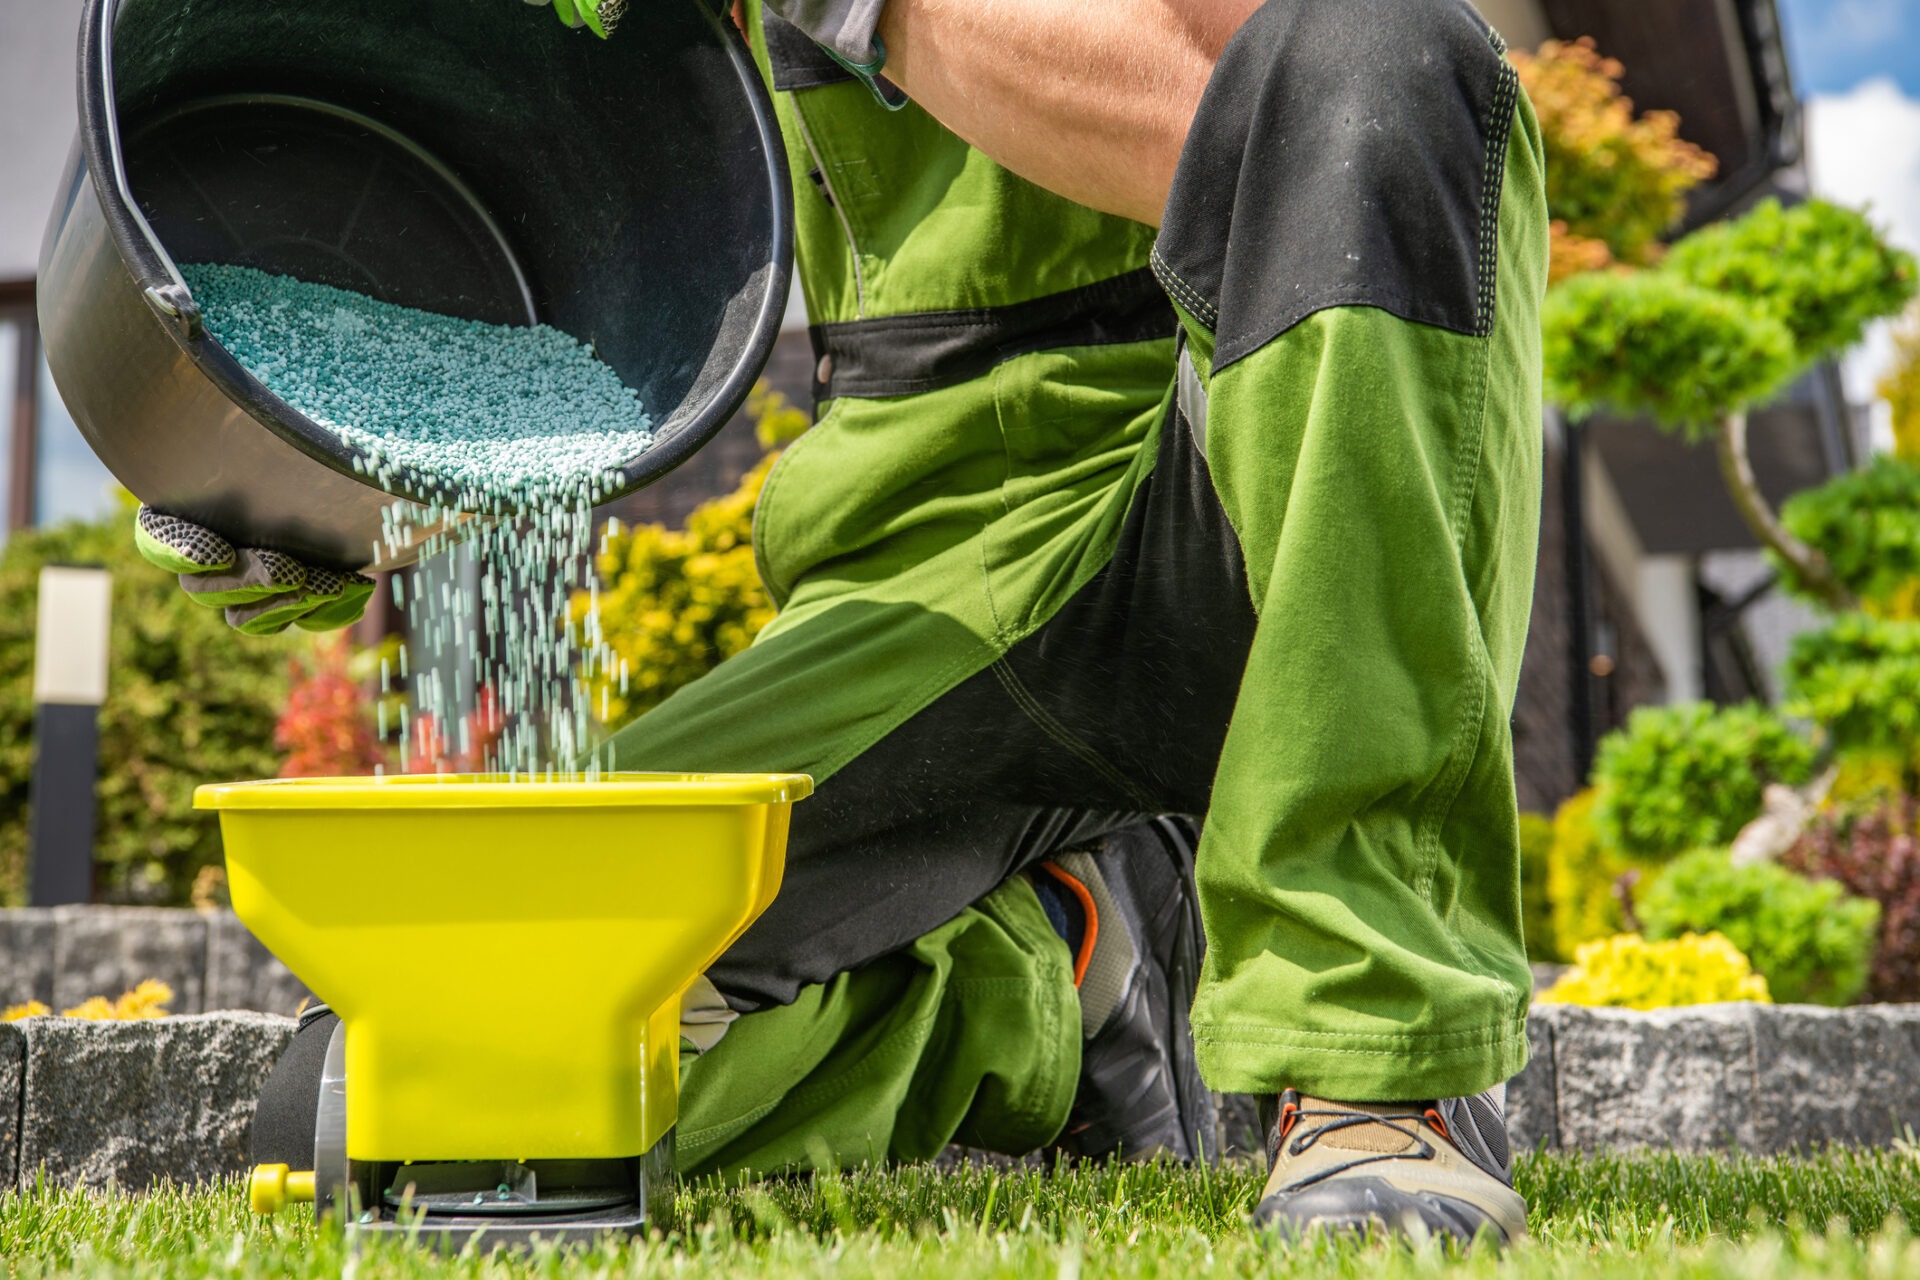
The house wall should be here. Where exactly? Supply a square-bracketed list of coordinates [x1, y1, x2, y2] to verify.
[0, 1, 85, 283]
[1473, 0, 1551, 49]
[1514, 429, 1669, 815]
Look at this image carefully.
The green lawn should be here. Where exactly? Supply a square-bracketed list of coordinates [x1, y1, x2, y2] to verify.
[5, 1149, 1919, 1278]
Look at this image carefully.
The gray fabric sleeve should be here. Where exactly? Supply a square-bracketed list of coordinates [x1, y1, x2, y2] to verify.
[768, 0, 888, 68]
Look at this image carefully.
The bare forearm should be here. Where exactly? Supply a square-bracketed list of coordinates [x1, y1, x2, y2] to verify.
[876, 0, 1259, 226]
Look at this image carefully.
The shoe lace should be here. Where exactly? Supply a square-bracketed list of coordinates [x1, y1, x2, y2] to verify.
[1269, 1095, 1455, 1193]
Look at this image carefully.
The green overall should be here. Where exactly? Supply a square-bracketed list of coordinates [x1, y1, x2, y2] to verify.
[608, 0, 1550, 1176]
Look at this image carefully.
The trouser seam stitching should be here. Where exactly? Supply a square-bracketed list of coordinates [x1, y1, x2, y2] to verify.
[1149, 246, 1219, 329]
[989, 658, 1157, 810]
[1474, 56, 1519, 337]
[1192, 1013, 1527, 1049]
[750, 398, 838, 608]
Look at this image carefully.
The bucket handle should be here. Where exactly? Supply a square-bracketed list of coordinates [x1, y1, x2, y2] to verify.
[80, 0, 204, 340]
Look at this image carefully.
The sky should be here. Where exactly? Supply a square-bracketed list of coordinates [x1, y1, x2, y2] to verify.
[1778, 0, 1920, 405]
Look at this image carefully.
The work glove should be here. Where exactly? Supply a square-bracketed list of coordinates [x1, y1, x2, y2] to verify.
[134, 506, 375, 636]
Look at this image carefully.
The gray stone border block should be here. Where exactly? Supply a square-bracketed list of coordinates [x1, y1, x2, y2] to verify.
[1526, 1002, 1920, 1154]
[1544, 1003, 1762, 1152]
[205, 912, 314, 1017]
[0, 913, 57, 1009]
[15, 1012, 294, 1191]
[50, 907, 208, 1015]
[1749, 1004, 1920, 1150]
[1505, 1011, 1556, 1152]
[0, 1023, 23, 1189]
[0, 908, 312, 1017]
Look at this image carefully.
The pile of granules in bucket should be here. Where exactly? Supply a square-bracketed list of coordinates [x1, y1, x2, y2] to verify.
[181, 264, 654, 507]
[183, 262, 649, 779]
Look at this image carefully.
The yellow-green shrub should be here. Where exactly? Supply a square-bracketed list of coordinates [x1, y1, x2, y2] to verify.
[1538, 932, 1771, 1009]
[1519, 811, 1559, 962]
[578, 453, 776, 726]
[577, 383, 810, 729]
[1638, 848, 1880, 1006]
[1546, 789, 1658, 958]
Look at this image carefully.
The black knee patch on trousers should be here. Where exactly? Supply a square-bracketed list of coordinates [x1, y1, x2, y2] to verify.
[1154, 0, 1520, 367]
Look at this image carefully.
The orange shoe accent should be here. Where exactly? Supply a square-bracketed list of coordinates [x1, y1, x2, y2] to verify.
[1038, 861, 1100, 988]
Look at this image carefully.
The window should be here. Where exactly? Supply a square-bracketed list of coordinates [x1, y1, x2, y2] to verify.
[34, 345, 117, 526]
[0, 316, 15, 539]
[2, 280, 123, 537]
[4, 282, 39, 535]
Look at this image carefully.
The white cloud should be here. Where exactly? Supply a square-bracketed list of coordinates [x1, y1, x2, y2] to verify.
[1805, 78, 1920, 404]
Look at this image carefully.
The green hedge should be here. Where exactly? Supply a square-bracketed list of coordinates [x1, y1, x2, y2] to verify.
[0, 505, 300, 905]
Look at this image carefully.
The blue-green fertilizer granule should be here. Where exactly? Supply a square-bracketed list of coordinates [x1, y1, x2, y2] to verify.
[180, 263, 653, 506]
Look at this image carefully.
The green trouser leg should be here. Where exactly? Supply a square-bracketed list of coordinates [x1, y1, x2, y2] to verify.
[1165, 102, 1549, 1101]
[675, 876, 1081, 1179]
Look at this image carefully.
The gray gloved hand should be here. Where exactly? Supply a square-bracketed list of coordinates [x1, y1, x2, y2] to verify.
[134, 506, 375, 636]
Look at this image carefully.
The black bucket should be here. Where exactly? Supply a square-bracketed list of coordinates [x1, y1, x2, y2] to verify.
[38, 0, 792, 570]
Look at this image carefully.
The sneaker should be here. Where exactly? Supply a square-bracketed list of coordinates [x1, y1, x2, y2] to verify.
[1031, 817, 1217, 1163]
[1252, 1088, 1528, 1247]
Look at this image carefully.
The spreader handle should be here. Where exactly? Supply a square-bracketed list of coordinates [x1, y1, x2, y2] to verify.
[249, 1163, 317, 1215]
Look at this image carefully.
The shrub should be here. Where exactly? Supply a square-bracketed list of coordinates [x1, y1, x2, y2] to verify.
[1546, 789, 1656, 958]
[1662, 199, 1918, 362]
[0, 505, 300, 906]
[1509, 38, 1717, 279]
[577, 383, 807, 730]
[1541, 270, 1795, 435]
[1777, 455, 1920, 614]
[1784, 614, 1920, 766]
[275, 635, 386, 778]
[1782, 795, 1920, 1003]
[579, 453, 777, 728]
[1537, 932, 1770, 1010]
[1884, 304, 1920, 461]
[1591, 702, 1815, 860]
[1638, 849, 1880, 1006]
[1519, 811, 1559, 962]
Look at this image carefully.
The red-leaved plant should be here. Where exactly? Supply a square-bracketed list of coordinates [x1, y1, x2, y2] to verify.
[275, 635, 387, 778]
[402, 685, 504, 775]
[1783, 794, 1920, 1003]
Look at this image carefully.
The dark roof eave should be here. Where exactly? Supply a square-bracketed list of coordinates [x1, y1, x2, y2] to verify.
[1683, 0, 1803, 227]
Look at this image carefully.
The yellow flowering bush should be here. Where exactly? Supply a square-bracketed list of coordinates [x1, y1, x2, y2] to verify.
[578, 454, 777, 726]
[1510, 37, 1718, 282]
[576, 383, 809, 728]
[1, 978, 174, 1022]
[1546, 789, 1662, 958]
[1884, 305, 1920, 463]
[1539, 932, 1770, 1010]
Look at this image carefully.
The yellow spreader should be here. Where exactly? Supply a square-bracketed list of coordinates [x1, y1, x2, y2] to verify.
[195, 771, 810, 1247]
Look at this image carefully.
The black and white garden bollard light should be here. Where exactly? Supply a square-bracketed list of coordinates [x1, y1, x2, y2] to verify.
[29, 564, 112, 906]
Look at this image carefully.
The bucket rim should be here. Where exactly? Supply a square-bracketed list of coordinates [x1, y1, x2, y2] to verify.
[74, 0, 794, 518]
[194, 771, 814, 810]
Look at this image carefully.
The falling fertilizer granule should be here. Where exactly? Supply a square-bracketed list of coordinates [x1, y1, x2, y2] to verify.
[184, 262, 653, 780]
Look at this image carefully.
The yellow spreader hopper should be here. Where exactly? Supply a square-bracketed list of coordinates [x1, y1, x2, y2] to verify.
[195, 772, 810, 1248]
